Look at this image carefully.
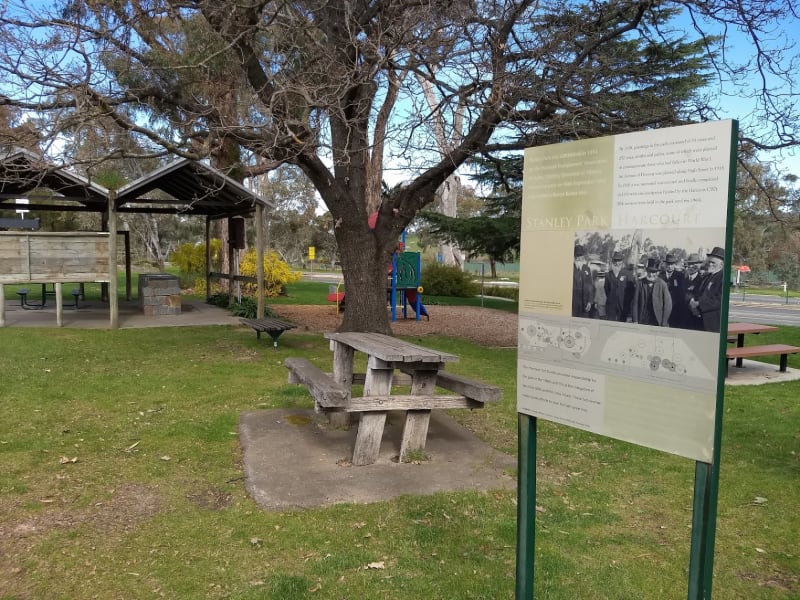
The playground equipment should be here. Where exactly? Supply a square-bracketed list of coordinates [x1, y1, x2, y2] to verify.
[325, 214, 429, 321]
[325, 255, 428, 321]
[390, 250, 428, 321]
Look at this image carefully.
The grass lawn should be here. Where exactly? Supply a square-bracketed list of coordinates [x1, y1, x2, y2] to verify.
[0, 311, 798, 598]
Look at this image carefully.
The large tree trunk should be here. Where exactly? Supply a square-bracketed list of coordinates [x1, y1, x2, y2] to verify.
[336, 223, 394, 334]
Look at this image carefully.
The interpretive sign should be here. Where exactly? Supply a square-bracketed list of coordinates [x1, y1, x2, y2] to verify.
[517, 121, 737, 462]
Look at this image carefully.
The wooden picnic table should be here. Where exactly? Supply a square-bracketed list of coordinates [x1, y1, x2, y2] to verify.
[285, 332, 500, 465]
[325, 332, 459, 465]
[728, 322, 779, 368]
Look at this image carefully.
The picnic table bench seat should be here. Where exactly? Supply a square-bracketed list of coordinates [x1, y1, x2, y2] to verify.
[240, 317, 297, 347]
[725, 344, 800, 374]
[284, 357, 349, 408]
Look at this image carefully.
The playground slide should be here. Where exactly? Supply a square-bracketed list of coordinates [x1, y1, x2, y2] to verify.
[403, 289, 429, 320]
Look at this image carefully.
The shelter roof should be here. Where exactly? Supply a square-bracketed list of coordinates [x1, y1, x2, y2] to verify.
[0, 149, 272, 219]
[0, 149, 108, 210]
[115, 158, 271, 217]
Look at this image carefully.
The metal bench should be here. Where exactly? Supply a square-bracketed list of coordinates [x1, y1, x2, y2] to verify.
[17, 285, 81, 310]
[240, 317, 297, 348]
[725, 344, 800, 375]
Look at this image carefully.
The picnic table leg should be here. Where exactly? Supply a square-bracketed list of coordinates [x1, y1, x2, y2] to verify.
[330, 342, 354, 428]
[779, 354, 788, 372]
[352, 356, 393, 465]
[736, 334, 746, 367]
[399, 368, 439, 462]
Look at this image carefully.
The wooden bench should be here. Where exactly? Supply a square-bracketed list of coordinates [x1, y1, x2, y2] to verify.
[725, 344, 800, 374]
[284, 355, 501, 464]
[240, 317, 297, 348]
[284, 357, 349, 408]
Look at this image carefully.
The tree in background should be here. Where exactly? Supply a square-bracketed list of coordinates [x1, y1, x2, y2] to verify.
[1, 1, 798, 332]
[733, 145, 800, 274]
[421, 156, 522, 279]
[250, 164, 338, 267]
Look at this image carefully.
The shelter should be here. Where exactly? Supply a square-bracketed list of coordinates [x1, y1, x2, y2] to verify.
[0, 148, 274, 328]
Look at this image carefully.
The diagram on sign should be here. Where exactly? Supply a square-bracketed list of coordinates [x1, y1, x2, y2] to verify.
[519, 319, 591, 358]
[600, 331, 713, 379]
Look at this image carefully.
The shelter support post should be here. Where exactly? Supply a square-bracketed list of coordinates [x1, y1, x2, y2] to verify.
[123, 230, 131, 300]
[108, 192, 119, 329]
[256, 205, 265, 319]
[100, 211, 109, 303]
[205, 217, 212, 301]
[227, 220, 235, 307]
[0, 283, 5, 327]
[55, 282, 63, 327]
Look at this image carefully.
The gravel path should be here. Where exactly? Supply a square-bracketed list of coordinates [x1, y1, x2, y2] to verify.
[271, 304, 518, 348]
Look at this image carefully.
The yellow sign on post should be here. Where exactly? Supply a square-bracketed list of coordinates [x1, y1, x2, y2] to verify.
[308, 246, 316, 261]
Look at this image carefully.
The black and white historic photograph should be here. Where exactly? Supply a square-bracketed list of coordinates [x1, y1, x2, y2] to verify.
[572, 229, 726, 332]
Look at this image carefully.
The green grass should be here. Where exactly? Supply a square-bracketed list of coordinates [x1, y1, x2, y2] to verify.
[734, 285, 799, 298]
[1, 322, 798, 599]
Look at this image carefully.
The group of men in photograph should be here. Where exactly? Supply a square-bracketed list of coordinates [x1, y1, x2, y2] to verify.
[572, 244, 725, 333]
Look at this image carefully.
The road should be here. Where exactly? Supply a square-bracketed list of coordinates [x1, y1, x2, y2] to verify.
[729, 295, 800, 327]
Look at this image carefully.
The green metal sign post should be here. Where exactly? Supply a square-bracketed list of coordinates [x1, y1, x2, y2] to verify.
[515, 414, 537, 599]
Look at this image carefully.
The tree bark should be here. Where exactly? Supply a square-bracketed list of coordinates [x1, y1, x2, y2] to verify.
[438, 174, 464, 267]
[335, 224, 394, 334]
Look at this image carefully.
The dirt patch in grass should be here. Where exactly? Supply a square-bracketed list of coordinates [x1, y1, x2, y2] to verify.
[186, 486, 233, 510]
[0, 484, 162, 597]
[272, 305, 518, 347]
[738, 569, 800, 594]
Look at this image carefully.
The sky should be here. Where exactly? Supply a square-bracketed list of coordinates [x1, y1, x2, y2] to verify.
[694, 9, 800, 179]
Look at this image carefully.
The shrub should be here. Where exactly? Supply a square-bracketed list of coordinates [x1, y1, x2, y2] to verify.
[207, 292, 230, 308]
[206, 293, 276, 319]
[482, 285, 519, 300]
[170, 240, 222, 287]
[239, 249, 302, 297]
[420, 262, 480, 297]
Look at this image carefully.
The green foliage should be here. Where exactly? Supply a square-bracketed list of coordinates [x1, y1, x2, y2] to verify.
[482, 285, 519, 300]
[421, 263, 480, 297]
[93, 169, 128, 191]
[205, 293, 276, 319]
[229, 296, 277, 319]
[206, 292, 231, 308]
[772, 251, 800, 287]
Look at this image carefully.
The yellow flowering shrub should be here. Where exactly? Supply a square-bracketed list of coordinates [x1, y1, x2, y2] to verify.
[239, 249, 302, 297]
[190, 276, 226, 296]
[171, 240, 222, 276]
